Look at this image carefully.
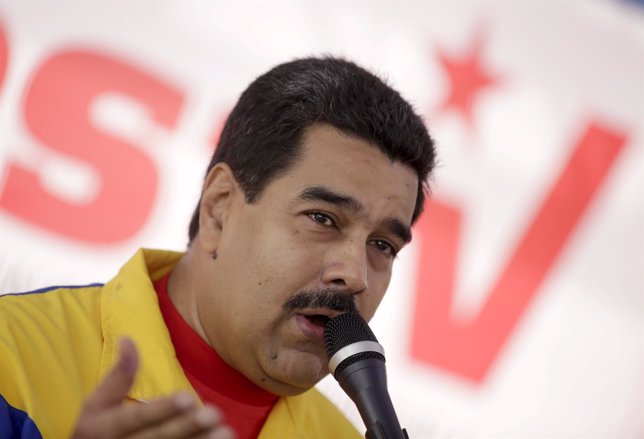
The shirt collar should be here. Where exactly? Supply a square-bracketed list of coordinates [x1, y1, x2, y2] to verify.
[99, 248, 193, 401]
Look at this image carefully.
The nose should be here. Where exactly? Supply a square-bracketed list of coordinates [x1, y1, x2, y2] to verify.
[320, 238, 368, 294]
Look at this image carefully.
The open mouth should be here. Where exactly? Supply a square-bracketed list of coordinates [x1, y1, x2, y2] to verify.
[295, 313, 333, 340]
[304, 314, 331, 328]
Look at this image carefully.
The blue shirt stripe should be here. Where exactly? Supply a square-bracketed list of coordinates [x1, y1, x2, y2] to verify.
[1, 283, 104, 298]
[0, 394, 43, 439]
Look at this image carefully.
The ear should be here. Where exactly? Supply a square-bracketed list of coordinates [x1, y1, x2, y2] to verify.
[197, 163, 241, 255]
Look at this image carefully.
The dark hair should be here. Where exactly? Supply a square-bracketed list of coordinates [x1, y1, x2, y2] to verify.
[188, 56, 435, 242]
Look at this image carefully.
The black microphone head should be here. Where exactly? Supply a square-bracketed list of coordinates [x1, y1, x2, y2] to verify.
[324, 312, 385, 378]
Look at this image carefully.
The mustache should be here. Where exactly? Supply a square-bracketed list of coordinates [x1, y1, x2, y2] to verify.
[283, 288, 358, 314]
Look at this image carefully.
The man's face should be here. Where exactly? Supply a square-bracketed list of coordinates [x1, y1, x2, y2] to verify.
[195, 124, 418, 396]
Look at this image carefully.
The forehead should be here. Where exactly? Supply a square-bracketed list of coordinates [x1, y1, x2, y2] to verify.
[264, 124, 419, 223]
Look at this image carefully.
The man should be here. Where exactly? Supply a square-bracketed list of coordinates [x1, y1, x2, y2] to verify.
[0, 57, 436, 439]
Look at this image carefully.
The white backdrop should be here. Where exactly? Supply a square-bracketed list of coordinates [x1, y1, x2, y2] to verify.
[0, 1, 642, 438]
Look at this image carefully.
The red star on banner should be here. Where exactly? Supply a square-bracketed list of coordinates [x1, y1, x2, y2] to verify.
[437, 31, 500, 125]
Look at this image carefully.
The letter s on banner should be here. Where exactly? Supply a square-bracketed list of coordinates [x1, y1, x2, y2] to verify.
[0, 50, 184, 244]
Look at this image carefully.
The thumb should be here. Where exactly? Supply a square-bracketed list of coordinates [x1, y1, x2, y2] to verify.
[84, 337, 139, 412]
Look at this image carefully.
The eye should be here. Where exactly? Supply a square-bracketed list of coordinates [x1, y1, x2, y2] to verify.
[370, 239, 397, 258]
[307, 212, 335, 227]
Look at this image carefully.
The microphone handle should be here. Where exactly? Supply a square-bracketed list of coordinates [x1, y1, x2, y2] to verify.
[337, 359, 406, 439]
[366, 425, 410, 439]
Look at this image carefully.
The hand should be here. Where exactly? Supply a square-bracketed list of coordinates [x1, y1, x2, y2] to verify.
[71, 338, 236, 439]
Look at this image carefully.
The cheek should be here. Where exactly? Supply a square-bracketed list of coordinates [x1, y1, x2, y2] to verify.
[257, 225, 323, 273]
[242, 230, 318, 302]
[227, 216, 329, 314]
[359, 292, 385, 322]
[360, 272, 391, 319]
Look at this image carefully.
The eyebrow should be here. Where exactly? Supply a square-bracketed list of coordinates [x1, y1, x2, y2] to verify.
[383, 218, 412, 244]
[297, 186, 412, 244]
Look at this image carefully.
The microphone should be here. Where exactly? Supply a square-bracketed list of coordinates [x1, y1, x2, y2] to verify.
[324, 312, 409, 439]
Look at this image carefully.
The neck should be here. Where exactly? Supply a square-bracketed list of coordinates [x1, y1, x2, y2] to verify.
[167, 251, 210, 343]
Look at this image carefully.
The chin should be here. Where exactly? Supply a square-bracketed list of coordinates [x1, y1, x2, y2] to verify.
[261, 350, 329, 396]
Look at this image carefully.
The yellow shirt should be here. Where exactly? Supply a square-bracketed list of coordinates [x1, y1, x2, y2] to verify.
[0, 248, 361, 439]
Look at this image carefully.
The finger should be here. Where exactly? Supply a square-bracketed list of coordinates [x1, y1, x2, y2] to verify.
[128, 405, 225, 439]
[187, 424, 237, 439]
[198, 425, 237, 439]
[85, 337, 139, 412]
[74, 392, 197, 439]
[109, 392, 197, 436]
